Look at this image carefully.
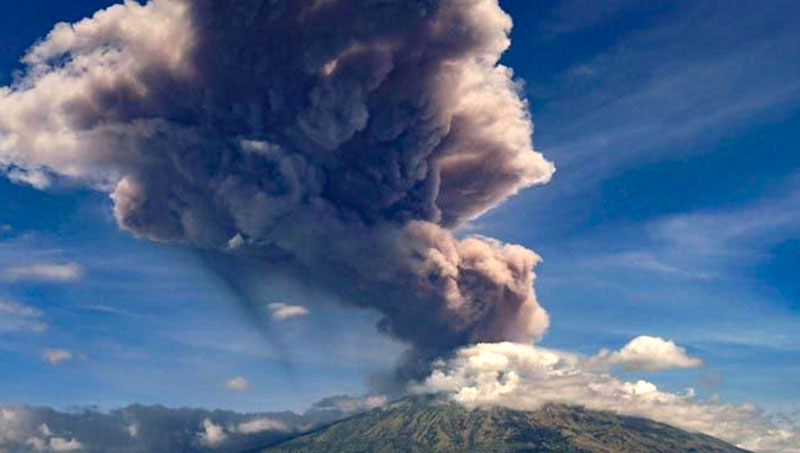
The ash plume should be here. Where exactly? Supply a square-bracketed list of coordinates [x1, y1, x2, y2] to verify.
[0, 0, 554, 378]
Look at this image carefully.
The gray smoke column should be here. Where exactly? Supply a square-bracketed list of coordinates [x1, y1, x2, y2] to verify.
[0, 0, 554, 375]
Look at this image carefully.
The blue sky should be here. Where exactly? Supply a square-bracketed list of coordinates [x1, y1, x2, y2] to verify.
[0, 0, 798, 419]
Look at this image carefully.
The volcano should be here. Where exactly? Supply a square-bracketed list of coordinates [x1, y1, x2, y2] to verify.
[256, 395, 748, 453]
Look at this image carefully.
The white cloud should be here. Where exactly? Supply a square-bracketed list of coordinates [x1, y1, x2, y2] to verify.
[38, 424, 51, 437]
[586, 335, 703, 372]
[1, 262, 84, 283]
[414, 341, 800, 453]
[197, 419, 226, 447]
[227, 233, 245, 250]
[0, 299, 47, 333]
[49, 437, 82, 452]
[267, 303, 310, 321]
[6, 168, 51, 189]
[224, 376, 251, 392]
[24, 437, 45, 451]
[235, 418, 288, 434]
[0, 408, 27, 445]
[0, 300, 42, 318]
[42, 349, 73, 366]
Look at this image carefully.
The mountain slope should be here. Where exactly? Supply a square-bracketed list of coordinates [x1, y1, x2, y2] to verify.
[259, 396, 749, 453]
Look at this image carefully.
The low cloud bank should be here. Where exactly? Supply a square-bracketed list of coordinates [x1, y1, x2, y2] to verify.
[0, 340, 795, 452]
[0, 395, 382, 452]
[414, 341, 800, 453]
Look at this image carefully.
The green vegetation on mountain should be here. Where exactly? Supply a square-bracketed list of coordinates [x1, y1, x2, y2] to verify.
[259, 395, 749, 453]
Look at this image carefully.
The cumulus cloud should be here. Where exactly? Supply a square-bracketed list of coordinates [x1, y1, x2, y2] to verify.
[42, 349, 73, 366]
[0, 0, 554, 381]
[0, 262, 84, 283]
[197, 419, 226, 447]
[39, 424, 52, 437]
[224, 376, 251, 392]
[48, 437, 82, 452]
[0, 299, 48, 333]
[414, 341, 800, 453]
[25, 436, 46, 451]
[585, 335, 704, 372]
[267, 303, 310, 321]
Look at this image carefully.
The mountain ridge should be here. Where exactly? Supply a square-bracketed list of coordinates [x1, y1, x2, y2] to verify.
[255, 395, 750, 453]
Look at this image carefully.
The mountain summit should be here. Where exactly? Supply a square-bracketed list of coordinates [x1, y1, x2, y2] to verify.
[258, 395, 748, 452]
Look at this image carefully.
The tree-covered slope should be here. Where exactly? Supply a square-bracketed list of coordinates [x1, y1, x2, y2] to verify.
[258, 396, 749, 453]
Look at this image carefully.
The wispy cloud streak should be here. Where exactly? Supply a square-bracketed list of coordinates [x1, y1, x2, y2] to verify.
[1, 261, 83, 282]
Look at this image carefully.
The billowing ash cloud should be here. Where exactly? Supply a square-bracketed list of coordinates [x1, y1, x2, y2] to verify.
[0, 0, 554, 375]
[0, 396, 376, 452]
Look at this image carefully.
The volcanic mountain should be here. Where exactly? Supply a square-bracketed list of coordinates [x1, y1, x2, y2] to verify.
[256, 395, 748, 453]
